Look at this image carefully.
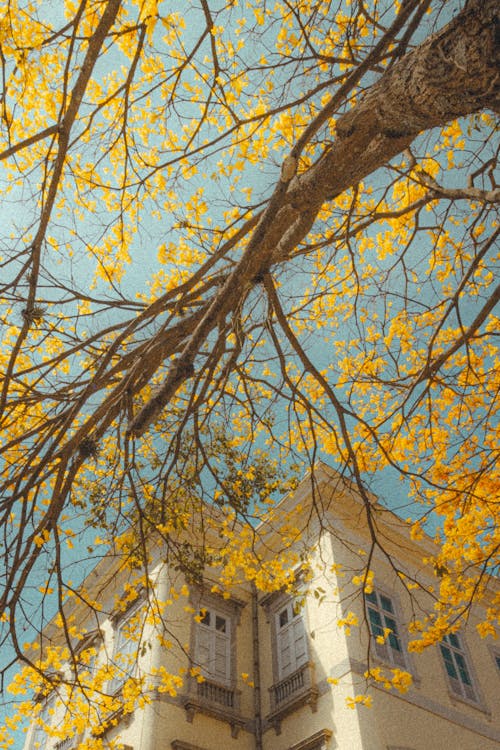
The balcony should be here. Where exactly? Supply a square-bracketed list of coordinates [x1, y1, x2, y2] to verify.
[267, 662, 318, 734]
[196, 679, 236, 709]
[184, 678, 244, 738]
[54, 740, 76, 750]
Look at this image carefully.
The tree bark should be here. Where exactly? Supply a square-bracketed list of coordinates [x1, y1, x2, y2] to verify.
[129, 0, 500, 435]
[269, 0, 499, 259]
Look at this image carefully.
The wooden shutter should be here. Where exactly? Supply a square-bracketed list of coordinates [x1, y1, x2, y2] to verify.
[195, 609, 231, 685]
[277, 603, 308, 679]
[109, 612, 137, 693]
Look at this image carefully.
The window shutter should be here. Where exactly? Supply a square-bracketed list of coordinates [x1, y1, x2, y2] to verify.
[440, 635, 477, 701]
[374, 638, 390, 662]
[292, 615, 307, 668]
[391, 646, 407, 668]
[214, 630, 230, 683]
[109, 613, 137, 693]
[195, 624, 213, 676]
[31, 694, 55, 750]
[278, 626, 293, 678]
[195, 608, 231, 685]
[367, 592, 407, 668]
[277, 603, 308, 679]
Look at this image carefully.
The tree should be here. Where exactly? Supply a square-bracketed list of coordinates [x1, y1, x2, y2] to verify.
[0, 0, 498, 736]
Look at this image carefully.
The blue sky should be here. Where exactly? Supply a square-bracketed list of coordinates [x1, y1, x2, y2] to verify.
[0, 0, 498, 746]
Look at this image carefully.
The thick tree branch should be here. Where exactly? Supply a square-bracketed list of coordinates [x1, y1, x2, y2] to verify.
[129, 0, 499, 435]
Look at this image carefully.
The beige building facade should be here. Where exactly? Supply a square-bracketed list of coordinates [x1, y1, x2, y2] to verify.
[25, 464, 500, 750]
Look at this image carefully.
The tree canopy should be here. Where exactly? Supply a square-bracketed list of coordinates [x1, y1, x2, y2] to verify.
[0, 0, 499, 739]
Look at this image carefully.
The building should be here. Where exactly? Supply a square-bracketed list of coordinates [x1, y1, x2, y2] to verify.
[24, 463, 500, 750]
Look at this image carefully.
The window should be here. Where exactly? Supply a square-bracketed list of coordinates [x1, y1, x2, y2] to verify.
[75, 631, 101, 686]
[365, 590, 406, 667]
[31, 693, 56, 750]
[54, 740, 76, 750]
[440, 633, 476, 701]
[494, 653, 500, 674]
[184, 595, 245, 731]
[194, 608, 231, 685]
[262, 592, 317, 730]
[109, 604, 142, 694]
[276, 601, 308, 680]
[78, 647, 97, 683]
[184, 595, 245, 737]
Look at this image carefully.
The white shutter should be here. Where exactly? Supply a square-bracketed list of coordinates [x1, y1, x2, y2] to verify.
[374, 639, 390, 662]
[195, 608, 231, 685]
[195, 623, 212, 675]
[278, 625, 293, 678]
[277, 603, 308, 679]
[109, 612, 137, 693]
[462, 681, 476, 701]
[214, 630, 230, 683]
[392, 646, 407, 668]
[292, 616, 307, 668]
[31, 694, 55, 750]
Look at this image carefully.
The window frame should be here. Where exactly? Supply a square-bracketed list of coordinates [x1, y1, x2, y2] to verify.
[184, 591, 245, 734]
[188, 588, 244, 692]
[365, 589, 408, 669]
[194, 605, 232, 686]
[74, 629, 102, 685]
[439, 632, 477, 703]
[489, 646, 500, 676]
[260, 587, 318, 731]
[261, 589, 311, 685]
[30, 692, 57, 750]
[275, 599, 309, 681]
[108, 599, 144, 695]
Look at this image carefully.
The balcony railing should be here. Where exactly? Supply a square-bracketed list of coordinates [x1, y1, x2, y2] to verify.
[196, 679, 235, 709]
[184, 678, 244, 738]
[267, 662, 318, 732]
[270, 666, 307, 707]
[54, 738, 75, 750]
